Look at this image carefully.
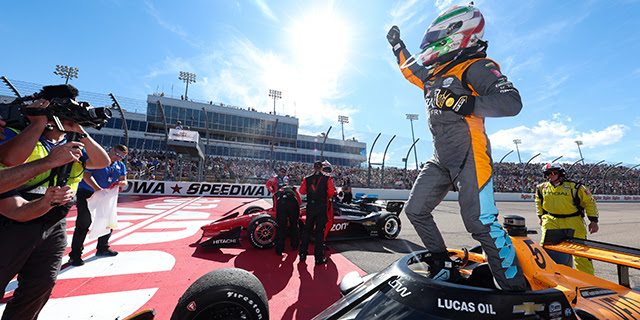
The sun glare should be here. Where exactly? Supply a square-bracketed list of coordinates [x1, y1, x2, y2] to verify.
[290, 9, 351, 78]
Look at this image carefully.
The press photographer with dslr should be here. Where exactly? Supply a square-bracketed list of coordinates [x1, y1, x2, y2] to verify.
[0, 85, 110, 320]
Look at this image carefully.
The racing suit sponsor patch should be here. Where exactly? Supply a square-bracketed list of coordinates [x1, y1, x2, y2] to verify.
[442, 77, 454, 88]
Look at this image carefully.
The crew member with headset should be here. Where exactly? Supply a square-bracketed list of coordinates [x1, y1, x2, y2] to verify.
[299, 161, 336, 265]
[0, 85, 110, 320]
[535, 163, 599, 275]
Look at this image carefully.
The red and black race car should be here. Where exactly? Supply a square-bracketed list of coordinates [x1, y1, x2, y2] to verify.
[197, 198, 405, 249]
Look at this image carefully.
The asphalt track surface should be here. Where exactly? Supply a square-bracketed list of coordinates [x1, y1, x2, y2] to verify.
[329, 201, 640, 288]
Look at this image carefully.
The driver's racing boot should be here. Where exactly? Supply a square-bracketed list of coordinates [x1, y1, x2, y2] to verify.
[428, 252, 462, 283]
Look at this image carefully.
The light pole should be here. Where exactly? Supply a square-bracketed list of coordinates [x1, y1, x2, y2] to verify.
[575, 141, 584, 164]
[269, 89, 281, 115]
[406, 114, 419, 170]
[513, 139, 522, 164]
[338, 115, 349, 140]
[179, 71, 196, 100]
[54, 65, 78, 84]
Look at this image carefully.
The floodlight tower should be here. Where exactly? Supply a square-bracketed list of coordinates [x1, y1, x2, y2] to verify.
[179, 71, 196, 100]
[269, 89, 281, 115]
[513, 139, 522, 164]
[338, 115, 349, 140]
[575, 140, 585, 164]
[54, 65, 78, 84]
[406, 114, 419, 170]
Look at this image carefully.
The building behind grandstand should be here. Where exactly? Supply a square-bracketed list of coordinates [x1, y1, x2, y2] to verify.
[0, 78, 366, 168]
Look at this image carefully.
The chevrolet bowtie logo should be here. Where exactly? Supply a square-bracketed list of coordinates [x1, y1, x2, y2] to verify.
[513, 302, 545, 315]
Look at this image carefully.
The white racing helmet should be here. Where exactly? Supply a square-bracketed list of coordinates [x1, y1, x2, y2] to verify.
[321, 160, 333, 176]
[417, 3, 485, 67]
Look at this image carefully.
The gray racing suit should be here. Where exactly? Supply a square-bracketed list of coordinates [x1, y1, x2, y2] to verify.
[392, 46, 528, 291]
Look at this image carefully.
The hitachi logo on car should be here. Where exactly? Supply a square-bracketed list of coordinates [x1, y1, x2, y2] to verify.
[213, 238, 237, 245]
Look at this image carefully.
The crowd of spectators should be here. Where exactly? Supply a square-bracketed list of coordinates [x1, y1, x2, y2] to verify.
[123, 149, 640, 195]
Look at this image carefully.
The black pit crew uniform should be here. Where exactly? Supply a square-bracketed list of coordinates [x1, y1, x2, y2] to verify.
[274, 186, 301, 255]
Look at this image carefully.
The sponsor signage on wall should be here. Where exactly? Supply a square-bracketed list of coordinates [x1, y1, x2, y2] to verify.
[122, 180, 267, 197]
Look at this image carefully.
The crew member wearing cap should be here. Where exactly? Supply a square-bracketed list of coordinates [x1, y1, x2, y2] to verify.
[535, 163, 599, 274]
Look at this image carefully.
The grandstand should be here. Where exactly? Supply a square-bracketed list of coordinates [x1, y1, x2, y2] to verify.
[0, 78, 366, 179]
[1, 78, 639, 195]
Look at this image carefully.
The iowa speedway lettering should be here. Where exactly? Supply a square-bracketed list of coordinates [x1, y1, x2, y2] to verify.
[123, 181, 267, 196]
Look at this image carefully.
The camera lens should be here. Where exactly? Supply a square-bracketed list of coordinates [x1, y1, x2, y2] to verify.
[88, 107, 112, 120]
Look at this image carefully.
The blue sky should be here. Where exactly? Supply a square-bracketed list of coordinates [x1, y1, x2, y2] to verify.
[2, 0, 640, 168]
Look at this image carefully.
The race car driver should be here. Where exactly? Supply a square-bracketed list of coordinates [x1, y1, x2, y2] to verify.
[387, 3, 527, 291]
[535, 163, 599, 275]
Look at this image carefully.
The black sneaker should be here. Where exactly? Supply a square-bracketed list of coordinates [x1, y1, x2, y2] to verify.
[315, 256, 328, 265]
[69, 257, 85, 266]
[96, 249, 118, 256]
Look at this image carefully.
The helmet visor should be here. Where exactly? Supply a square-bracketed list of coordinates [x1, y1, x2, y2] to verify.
[420, 29, 449, 50]
[420, 21, 463, 50]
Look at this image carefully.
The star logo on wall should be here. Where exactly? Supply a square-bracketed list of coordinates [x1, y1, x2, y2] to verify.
[171, 184, 182, 194]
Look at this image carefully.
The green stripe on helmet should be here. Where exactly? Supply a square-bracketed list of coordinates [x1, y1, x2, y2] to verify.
[433, 7, 471, 25]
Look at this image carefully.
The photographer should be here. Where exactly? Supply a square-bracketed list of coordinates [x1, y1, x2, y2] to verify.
[0, 95, 110, 319]
[0, 116, 84, 194]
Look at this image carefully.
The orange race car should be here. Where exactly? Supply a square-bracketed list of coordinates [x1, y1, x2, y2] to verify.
[173, 214, 640, 319]
[310, 215, 640, 319]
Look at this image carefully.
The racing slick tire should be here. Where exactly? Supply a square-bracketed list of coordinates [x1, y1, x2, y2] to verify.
[248, 214, 277, 249]
[243, 205, 264, 216]
[170, 267, 269, 320]
[377, 213, 401, 239]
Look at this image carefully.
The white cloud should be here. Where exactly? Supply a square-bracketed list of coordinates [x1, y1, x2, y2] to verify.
[171, 19, 356, 129]
[369, 151, 394, 164]
[252, 0, 278, 21]
[489, 116, 628, 162]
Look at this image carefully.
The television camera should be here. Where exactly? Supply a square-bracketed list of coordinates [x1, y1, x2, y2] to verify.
[0, 84, 111, 131]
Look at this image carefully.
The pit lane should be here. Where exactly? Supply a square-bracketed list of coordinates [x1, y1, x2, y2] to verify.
[1, 196, 638, 319]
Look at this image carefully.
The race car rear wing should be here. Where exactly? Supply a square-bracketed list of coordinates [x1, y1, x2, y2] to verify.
[543, 229, 640, 287]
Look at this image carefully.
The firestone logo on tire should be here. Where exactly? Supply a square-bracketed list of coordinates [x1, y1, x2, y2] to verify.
[187, 301, 197, 311]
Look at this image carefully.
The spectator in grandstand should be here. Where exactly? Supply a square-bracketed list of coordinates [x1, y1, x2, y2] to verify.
[535, 163, 599, 275]
[174, 121, 183, 130]
[273, 185, 301, 256]
[69, 144, 129, 266]
[387, 4, 527, 291]
[266, 167, 289, 195]
[0, 97, 110, 319]
[299, 161, 335, 265]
